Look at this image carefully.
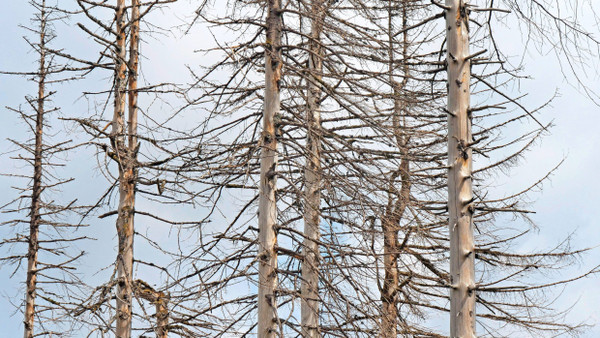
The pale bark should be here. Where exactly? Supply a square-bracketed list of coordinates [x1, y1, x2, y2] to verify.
[301, 1, 324, 337]
[114, 0, 138, 336]
[23, 2, 47, 337]
[258, 0, 282, 336]
[446, 1, 475, 337]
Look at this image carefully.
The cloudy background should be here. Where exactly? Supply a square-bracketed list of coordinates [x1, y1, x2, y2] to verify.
[1, 1, 599, 336]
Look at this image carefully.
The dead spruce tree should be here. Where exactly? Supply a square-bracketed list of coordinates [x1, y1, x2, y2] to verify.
[111, 0, 137, 335]
[301, 0, 325, 336]
[445, 0, 475, 336]
[3, 1, 599, 336]
[173, 1, 339, 335]
[181, 1, 452, 336]
[0, 1, 89, 336]
[177, 1, 446, 336]
[325, 1, 600, 336]
[258, 0, 283, 336]
[122, 0, 600, 336]
[60, 0, 201, 336]
[294, 0, 597, 336]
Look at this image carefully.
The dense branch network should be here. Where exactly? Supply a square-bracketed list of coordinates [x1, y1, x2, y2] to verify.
[1, 0, 599, 337]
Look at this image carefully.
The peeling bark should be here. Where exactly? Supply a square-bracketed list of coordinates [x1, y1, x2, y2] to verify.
[114, 0, 139, 337]
[258, 0, 282, 336]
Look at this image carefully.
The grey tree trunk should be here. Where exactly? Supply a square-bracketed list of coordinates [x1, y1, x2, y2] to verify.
[114, 0, 138, 336]
[446, 1, 475, 337]
[258, 0, 282, 336]
[128, 0, 140, 149]
[301, 1, 324, 337]
[23, 2, 47, 337]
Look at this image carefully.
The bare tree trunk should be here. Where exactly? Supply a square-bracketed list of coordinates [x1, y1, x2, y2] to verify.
[113, 0, 137, 336]
[128, 0, 139, 148]
[446, 1, 475, 337]
[380, 212, 400, 338]
[380, 122, 410, 338]
[380, 3, 410, 336]
[23, 2, 47, 337]
[382, 108, 410, 334]
[258, 0, 282, 336]
[301, 1, 324, 337]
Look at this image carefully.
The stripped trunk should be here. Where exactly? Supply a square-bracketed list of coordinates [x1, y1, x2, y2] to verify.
[258, 0, 282, 336]
[23, 2, 47, 336]
[446, 0, 475, 336]
[301, 0, 324, 336]
[113, 0, 138, 336]
[380, 2, 410, 336]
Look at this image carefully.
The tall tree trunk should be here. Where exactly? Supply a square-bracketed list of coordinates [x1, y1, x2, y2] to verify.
[380, 2, 410, 336]
[301, 1, 324, 337]
[113, 0, 138, 336]
[258, 0, 282, 336]
[24, 2, 47, 337]
[128, 0, 139, 149]
[446, 1, 475, 336]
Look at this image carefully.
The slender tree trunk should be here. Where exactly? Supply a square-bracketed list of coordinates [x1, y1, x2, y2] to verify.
[113, 0, 137, 336]
[446, 1, 475, 337]
[258, 0, 282, 336]
[301, 1, 324, 337]
[380, 2, 410, 336]
[24, 2, 47, 337]
[128, 0, 139, 148]
[380, 213, 400, 338]
[380, 126, 410, 338]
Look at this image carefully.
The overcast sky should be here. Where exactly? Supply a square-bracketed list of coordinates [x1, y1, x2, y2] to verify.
[1, 1, 600, 337]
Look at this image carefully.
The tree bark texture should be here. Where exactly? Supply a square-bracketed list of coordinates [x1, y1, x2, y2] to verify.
[24, 2, 47, 337]
[156, 295, 169, 338]
[380, 3, 410, 336]
[113, 0, 138, 337]
[446, 1, 476, 337]
[128, 0, 140, 148]
[380, 107, 410, 338]
[133, 280, 169, 338]
[258, 0, 282, 336]
[301, 1, 324, 337]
